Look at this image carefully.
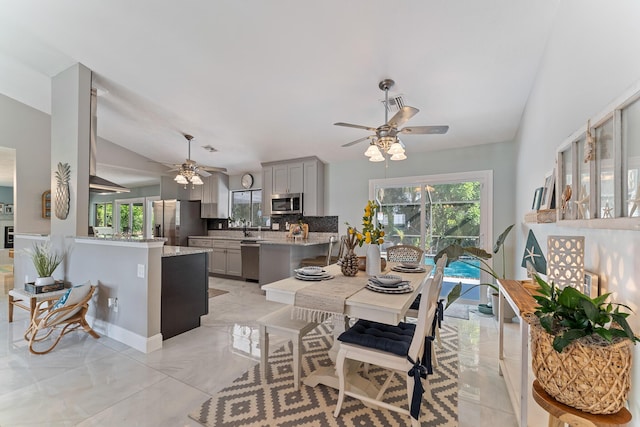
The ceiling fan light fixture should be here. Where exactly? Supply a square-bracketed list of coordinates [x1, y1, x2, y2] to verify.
[364, 144, 380, 157]
[369, 151, 385, 162]
[390, 152, 407, 161]
[387, 141, 405, 155]
[191, 175, 204, 185]
[174, 174, 188, 184]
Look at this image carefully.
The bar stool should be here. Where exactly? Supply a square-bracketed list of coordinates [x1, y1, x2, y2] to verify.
[257, 306, 317, 390]
[532, 380, 632, 427]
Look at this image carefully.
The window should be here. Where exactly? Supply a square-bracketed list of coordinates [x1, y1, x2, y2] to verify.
[230, 190, 262, 226]
[94, 202, 113, 227]
[115, 198, 145, 236]
[370, 171, 492, 304]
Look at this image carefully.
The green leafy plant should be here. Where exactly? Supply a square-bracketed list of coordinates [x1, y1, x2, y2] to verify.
[532, 275, 639, 352]
[26, 242, 64, 277]
[434, 224, 514, 308]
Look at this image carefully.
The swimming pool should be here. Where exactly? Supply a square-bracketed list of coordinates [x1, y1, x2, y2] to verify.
[424, 256, 480, 279]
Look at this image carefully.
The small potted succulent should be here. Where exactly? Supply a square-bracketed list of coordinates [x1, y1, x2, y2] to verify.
[25, 242, 64, 286]
[528, 274, 638, 414]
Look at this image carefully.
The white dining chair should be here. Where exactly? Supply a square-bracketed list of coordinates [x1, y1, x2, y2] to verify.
[333, 271, 444, 426]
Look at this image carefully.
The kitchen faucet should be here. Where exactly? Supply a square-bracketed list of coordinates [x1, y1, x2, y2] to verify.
[243, 223, 249, 237]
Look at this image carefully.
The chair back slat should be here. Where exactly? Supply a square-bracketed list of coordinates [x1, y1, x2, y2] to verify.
[408, 271, 443, 361]
[386, 245, 424, 263]
[435, 253, 448, 274]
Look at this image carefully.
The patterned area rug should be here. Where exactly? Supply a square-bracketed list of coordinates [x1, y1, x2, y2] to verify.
[208, 288, 229, 298]
[189, 323, 458, 426]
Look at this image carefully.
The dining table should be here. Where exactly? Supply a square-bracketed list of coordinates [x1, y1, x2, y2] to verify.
[261, 262, 432, 392]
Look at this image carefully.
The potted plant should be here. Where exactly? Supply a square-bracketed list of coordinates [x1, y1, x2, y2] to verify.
[25, 242, 64, 286]
[434, 224, 514, 314]
[528, 274, 638, 414]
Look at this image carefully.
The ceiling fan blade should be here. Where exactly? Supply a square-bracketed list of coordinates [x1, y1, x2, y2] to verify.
[197, 169, 212, 177]
[387, 106, 419, 128]
[201, 166, 228, 173]
[341, 136, 373, 147]
[399, 125, 449, 135]
[334, 122, 377, 132]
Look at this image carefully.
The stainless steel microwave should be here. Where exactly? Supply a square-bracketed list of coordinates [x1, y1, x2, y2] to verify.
[271, 193, 303, 215]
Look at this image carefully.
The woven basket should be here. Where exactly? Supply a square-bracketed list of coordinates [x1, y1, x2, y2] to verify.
[528, 318, 633, 414]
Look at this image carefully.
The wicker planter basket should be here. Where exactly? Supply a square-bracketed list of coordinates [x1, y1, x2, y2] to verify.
[528, 317, 633, 414]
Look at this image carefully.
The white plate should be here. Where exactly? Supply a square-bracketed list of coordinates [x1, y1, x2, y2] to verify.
[391, 266, 426, 273]
[366, 284, 413, 294]
[295, 273, 334, 281]
[367, 280, 410, 290]
[295, 267, 326, 276]
[373, 274, 403, 285]
[401, 262, 421, 269]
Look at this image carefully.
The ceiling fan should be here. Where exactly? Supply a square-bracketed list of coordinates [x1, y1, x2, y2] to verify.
[335, 79, 449, 160]
[164, 134, 227, 185]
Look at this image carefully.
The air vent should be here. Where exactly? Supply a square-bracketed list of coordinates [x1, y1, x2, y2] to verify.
[202, 145, 217, 153]
[381, 94, 405, 113]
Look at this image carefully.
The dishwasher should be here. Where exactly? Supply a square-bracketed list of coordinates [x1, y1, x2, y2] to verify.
[240, 241, 260, 282]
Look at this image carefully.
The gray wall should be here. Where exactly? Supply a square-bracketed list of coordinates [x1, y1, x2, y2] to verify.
[0, 186, 13, 204]
[513, 1, 640, 420]
[0, 93, 51, 234]
[326, 140, 517, 267]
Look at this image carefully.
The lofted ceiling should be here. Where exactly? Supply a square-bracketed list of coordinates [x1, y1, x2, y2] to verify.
[0, 0, 559, 188]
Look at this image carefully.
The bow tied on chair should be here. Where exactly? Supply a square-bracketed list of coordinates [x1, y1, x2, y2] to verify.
[407, 355, 427, 420]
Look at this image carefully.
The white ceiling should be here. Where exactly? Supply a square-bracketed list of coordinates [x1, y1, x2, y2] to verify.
[0, 0, 559, 188]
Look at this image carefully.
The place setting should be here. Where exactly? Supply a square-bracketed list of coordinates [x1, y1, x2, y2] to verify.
[391, 262, 427, 273]
[294, 266, 334, 281]
[366, 274, 413, 294]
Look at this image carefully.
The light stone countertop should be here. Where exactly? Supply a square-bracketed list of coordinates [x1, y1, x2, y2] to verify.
[161, 245, 213, 257]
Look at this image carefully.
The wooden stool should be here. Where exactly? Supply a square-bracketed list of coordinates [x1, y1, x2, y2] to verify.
[532, 380, 632, 427]
[257, 306, 317, 390]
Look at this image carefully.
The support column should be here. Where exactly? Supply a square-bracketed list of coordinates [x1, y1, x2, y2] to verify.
[50, 63, 91, 238]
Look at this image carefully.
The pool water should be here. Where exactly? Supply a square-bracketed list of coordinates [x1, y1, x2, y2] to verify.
[424, 256, 480, 279]
[424, 256, 482, 301]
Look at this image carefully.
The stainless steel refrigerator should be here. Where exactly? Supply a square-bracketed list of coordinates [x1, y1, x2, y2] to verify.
[153, 200, 206, 246]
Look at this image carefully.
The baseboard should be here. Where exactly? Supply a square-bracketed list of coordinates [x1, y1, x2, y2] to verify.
[87, 315, 163, 353]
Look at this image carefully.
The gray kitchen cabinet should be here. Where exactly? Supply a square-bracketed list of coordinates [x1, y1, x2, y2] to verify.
[188, 238, 214, 274]
[262, 156, 324, 215]
[211, 239, 242, 277]
[201, 173, 230, 218]
[262, 166, 273, 216]
[272, 162, 303, 194]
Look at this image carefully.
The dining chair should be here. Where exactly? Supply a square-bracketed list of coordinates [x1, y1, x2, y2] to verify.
[333, 271, 444, 426]
[24, 284, 99, 355]
[385, 244, 424, 264]
[299, 235, 345, 267]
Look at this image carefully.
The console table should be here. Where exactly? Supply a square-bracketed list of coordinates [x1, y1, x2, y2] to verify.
[8, 287, 69, 322]
[498, 279, 539, 427]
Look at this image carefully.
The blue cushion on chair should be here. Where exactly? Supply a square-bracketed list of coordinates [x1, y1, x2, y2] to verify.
[409, 294, 421, 311]
[338, 319, 416, 356]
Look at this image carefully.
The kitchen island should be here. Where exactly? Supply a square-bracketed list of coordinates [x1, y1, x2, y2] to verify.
[161, 246, 212, 339]
[258, 238, 329, 285]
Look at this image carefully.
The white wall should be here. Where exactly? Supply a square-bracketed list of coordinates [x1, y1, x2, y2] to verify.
[514, 1, 640, 422]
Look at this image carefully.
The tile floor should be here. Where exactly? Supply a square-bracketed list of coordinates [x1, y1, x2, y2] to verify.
[0, 278, 518, 426]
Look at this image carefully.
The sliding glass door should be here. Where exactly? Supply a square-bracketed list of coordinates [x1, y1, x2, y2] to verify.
[370, 171, 492, 303]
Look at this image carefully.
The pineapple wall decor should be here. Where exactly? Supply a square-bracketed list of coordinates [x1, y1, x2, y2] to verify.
[54, 162, 71, 220]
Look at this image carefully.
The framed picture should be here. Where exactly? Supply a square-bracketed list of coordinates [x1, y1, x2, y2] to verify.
[4, 204, 13, 214]
[532, 187, 544, 210]
[540, 169, 556, 210]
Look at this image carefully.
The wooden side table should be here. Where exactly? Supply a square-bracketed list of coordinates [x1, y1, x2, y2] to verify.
[8, 287, 69, 322]
[532, 380, 632, 427]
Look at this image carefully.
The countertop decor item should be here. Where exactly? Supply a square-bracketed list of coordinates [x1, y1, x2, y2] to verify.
[527, 274, 639, 414]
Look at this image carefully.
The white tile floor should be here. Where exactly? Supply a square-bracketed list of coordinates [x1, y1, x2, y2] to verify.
[0, 278, 518, 426]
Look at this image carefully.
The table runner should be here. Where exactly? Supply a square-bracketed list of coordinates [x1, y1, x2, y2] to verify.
[293, 276, 366, 323]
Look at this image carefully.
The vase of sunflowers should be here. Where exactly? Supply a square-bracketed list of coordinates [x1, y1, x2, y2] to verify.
[346, 200, 385, 276]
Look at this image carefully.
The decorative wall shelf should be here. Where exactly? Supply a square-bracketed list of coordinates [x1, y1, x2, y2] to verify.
[524, 209, 556, 224]
[41, 190, 51, 219]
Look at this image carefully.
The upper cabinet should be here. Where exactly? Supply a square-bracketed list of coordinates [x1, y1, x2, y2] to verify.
[201, 173, 230, 218]
[272, 162, 303, 194]
[262, 156, 325, 216]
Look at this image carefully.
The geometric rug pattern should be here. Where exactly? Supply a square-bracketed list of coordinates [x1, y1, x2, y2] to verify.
[189, 322, 458, 426]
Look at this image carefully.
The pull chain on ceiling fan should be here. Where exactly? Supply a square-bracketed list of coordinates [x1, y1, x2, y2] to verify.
[335, 79, 449, 162]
